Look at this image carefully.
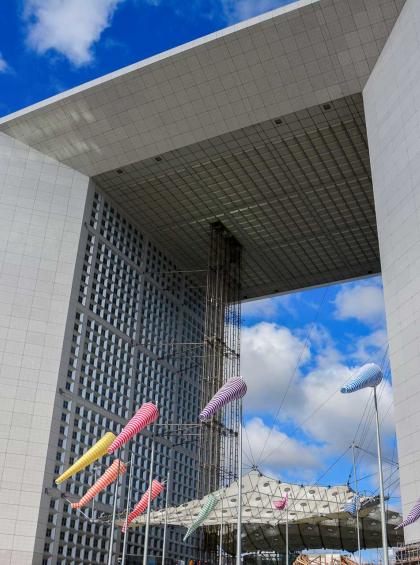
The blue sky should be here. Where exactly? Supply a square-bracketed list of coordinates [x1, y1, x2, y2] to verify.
[241, 277, 398, 511]
[0, 0, 295, 117]
[0, 0, 399, 540]
[240, 277, 399, 561]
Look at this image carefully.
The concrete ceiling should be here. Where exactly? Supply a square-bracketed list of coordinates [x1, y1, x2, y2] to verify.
[0, 0, 405, 176]
[94, 93, 379, 299]
[0, 0, 406, 298]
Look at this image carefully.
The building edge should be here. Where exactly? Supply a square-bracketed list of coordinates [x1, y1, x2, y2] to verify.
[364, 0, 420, 545]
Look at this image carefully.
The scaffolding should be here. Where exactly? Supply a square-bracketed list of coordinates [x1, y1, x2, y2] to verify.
[98, 222, 242, 558]
[241, 552, 359, 565]
[293, 555, 359, 565]
[395, 542, 420, 565]
[196, 221, 242, 499]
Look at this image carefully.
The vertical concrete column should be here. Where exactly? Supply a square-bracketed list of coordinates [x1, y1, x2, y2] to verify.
[0, 132, 89, 564]
[364, 0, 420, 544]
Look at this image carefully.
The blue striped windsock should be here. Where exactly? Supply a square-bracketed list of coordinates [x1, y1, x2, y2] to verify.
[343, 494, 360, 516]
[341, 363, 383, 394]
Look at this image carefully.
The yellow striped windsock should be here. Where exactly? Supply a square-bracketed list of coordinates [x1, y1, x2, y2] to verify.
[55, 432, 116, 484]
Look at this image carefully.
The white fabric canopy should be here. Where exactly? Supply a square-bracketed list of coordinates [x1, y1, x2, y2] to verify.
[119, 471, 402, 552]
[128, 470, 354, 528]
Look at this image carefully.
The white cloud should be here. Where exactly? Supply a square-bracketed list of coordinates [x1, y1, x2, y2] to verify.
[241, 322, 310, 415]
[242, 294, 296, 321]
[24, 0, 124, 66]
[350, 328, 388, 363]
[221, 0, 292, 23]
[241, 321, 395, 473]
[297, 360, 394, 452]
[334, 281, 385, 327]
[244, 417, 322, 477]
[0, 52, 9, 73]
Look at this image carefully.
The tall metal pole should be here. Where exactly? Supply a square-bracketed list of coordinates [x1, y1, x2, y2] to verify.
[373, 388, 389, 565]
[162, 471, 170, 565]
[107, 456, 121, 565]
[285, 505, 289, 565]
[219, 495, 224, 565]
[122, 452, 135, 565]
[236, 399, 243, 565]
[92, 466, 98, 522]
[143, 427, 156, 565]
[351, 443, 362, 565]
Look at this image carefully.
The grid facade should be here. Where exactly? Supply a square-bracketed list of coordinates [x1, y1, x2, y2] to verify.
[42, 189, 205, 564]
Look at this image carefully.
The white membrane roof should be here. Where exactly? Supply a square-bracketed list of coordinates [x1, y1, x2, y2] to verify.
[120, 471, 402, 553]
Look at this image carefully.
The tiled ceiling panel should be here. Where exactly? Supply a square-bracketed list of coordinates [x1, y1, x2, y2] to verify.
[94, 93, 379, 299]
[0, 0, 406, 176]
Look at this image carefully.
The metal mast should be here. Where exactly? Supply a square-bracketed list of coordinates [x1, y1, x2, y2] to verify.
[197, 221, 242, 553]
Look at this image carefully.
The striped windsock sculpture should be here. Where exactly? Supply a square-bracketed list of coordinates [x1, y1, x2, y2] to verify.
[199, 377, 247, 421]
[395, 498, 420, 529]
[183, 495, 218, 541]
[341, 363, 383, 394]
[273, 493, 288, 510]
[56, 432, 116, 484]
[108, 402, 159, 454]
[344, 494, 360, 516]
[122, 479, 165, 532]
[71, 459, 126, 509]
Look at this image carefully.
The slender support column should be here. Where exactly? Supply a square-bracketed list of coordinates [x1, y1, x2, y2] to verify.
[122, 452, 135, 565]
[373, 388, 389, 565]
[351, 443, 361, 564]
[285, 506, 289, 565]
[236, 399, 243, 565]
[219, 495, 224, 565]
[107, 456, 121, 565]
[143, 428, 156, 565]
[162, 471, 170, 565]
[197, 222, 241, 499]
[91, 467, 98, 522]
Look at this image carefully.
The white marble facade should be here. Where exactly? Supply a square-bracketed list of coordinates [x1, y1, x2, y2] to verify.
[2, 0, 420, 560]
[364, 0, 420, 544]
[0, 132, 89, 564]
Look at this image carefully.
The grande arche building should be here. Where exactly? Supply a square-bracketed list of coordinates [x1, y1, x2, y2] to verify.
[0, 0, 420, 563]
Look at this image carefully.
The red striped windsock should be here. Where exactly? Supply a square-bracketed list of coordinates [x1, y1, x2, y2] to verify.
[122, 479, 164, 532]
[199, 377, 247, 421]
[71, 459, 126, 509]
[108, 403, 159, 454]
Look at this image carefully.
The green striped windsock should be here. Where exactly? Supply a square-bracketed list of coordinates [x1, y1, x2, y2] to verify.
[183, 495, 218, 541]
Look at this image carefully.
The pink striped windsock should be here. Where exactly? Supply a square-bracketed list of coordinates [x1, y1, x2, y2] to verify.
[122, 479, 165, 532]
[71, 459, 126, 509]
[108, 403, 159, 454]
[199, 377, 247, 422]
[273, 493, 288, 510]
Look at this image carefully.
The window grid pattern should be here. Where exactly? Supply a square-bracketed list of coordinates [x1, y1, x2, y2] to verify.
[43, 190, 205, 564]
[89, 242, 141, 337]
